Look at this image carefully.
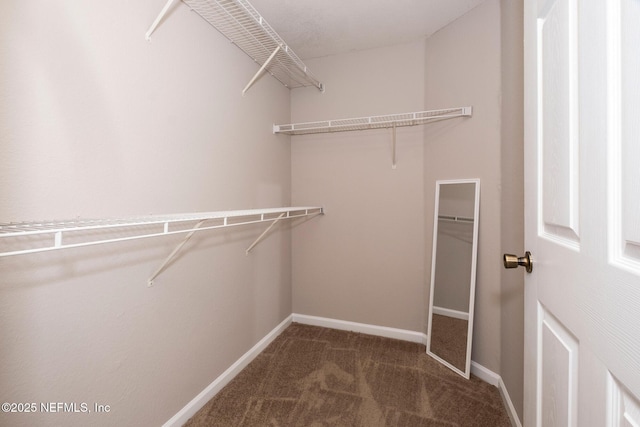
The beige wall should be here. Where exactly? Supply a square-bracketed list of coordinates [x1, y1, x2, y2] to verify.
[284, 15, 502, 342]
[0, 1, 292, 426]
[291, 41, 427, 331]
[425, 0, 503, 373]
[291, 2, 523, 420]
[500, 0, 525, 419]
[425, 0, 524, 419]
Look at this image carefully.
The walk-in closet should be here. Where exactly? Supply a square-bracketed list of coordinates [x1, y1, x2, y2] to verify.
[1, 0, 525, 425]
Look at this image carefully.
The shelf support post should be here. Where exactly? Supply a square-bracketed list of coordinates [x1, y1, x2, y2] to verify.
[245, 212, 286, 255]
[242, 45, 281, 95]
[148, 219, 205, 286]
[392, 123, 397, 169]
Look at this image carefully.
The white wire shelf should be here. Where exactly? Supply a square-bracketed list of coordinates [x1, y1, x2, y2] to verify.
[0, 207, 323, 258]
[146, 0, 324, 93]
[273, 107, 472, 135]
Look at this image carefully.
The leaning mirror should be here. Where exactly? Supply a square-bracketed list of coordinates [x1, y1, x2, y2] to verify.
[427, 179, 480, 378]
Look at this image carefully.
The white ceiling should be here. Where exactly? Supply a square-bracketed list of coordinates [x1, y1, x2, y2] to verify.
[248, 0, 486, 59]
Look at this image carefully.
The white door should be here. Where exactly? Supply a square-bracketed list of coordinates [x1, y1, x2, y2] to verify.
[524, 0, 640, 426]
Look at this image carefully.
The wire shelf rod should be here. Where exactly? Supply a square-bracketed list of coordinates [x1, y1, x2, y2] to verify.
[438, 215, 474, 223]
[187, 0, 315, 90]
[0, 207, 323, 258]
[273, 107, 472, 135]
[0, 208, 319, 238]
[146, 0, 323, 92]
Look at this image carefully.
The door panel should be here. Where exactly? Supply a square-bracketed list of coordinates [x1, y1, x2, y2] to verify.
[612, 0, 640, 268]
[525, 0, 640, 426]
[539, 306, 579, 427]
[538, 0, 580, 245]
[609, 375, 640, 427]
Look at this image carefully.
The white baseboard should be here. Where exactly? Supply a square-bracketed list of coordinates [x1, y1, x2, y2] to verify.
[292, 313, 428, 345]
[164, 313, 521, 427]
[470, 361, 522, 427]
[162, 315, 293, 427]
[498, 377, 523, 427]
[432, 306, 470, 321]
[470, 360, 500, 386]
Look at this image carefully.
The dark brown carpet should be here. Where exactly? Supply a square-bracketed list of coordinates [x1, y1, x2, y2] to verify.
[184, 323, 511, 427]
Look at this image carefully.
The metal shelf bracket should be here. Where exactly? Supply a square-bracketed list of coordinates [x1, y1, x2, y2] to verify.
[245, 212, 286, 255]
[145, 0, 176, 40]
[148, 220, 205, 286]
[242, 45, 281, 95]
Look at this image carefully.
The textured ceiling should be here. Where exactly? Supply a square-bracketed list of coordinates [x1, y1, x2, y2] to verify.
[248, 0, 486, 59]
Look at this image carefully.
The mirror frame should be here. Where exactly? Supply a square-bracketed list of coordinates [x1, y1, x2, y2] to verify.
[426, 178, 480, 378]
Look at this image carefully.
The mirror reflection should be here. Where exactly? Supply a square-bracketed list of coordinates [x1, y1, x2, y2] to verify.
[427, 179, 480, 378]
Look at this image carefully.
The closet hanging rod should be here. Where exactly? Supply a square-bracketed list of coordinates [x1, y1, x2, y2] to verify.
[273, 107, 472, 135]
[438, 215, 474, 223]
[145, 0, 324, 93]
[0, 207, 323, 258]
